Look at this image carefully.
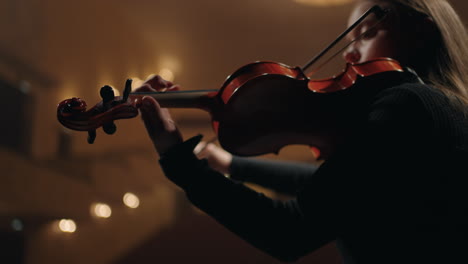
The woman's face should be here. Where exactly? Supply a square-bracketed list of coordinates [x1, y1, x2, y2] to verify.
[343, 1, 407, 64]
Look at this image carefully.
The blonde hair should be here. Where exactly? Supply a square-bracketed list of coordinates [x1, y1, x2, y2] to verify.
[368, 0, 468, 107]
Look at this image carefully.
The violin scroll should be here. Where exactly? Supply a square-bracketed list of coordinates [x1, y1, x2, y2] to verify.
[58, 97, 88, 115]
[57, 79, 140, 144]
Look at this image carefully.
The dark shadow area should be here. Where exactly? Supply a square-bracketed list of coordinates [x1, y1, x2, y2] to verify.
[0, 79, 33, 155]
[114, 208, 342, 264]
[0, 230, 25, 264]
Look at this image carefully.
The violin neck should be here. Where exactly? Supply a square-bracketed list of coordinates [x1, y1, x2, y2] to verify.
[130, 90, 217, 111]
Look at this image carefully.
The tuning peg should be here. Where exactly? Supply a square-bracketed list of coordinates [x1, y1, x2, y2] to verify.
[99, 85, 117, 135]
[100, 85, 115, 105]
[103, 123, 117, 135]
[88, 130, 96, 144]
[123, 79, 132, 102]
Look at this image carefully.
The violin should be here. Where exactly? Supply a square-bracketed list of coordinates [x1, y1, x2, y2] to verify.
[56, 5, 406, 158]
[58, 57, 404, 158]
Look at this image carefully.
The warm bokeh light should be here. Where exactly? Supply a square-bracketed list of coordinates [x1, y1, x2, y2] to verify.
[58, 219, 77, 233]
[112, 87, 120, 96]
[58, 83, 78, 102]
[156, 55, 180, 82]
[158, 55, 180, 72]
[131, 77, 145, 89]
[123, 192, 140, 209]
[294, 0, 354, 6]
[159, 68, 174, 82]
[92, 203, 112, 218]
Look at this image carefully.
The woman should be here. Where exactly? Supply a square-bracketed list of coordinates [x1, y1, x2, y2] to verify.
[137, 0, 468, 263]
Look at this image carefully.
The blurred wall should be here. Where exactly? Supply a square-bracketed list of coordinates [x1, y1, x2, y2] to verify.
[0, 0, 466, 263]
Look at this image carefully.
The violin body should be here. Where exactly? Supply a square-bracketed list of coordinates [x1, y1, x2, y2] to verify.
[215, 73, 331, 157]
[212, 59, 404, 157]
[57, 58, 405, 158]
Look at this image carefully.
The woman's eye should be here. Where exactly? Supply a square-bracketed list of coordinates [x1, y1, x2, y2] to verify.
[361, 27, 377, 40]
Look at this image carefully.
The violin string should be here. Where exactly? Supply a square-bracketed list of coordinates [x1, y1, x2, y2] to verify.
[306, 15, 388, 77]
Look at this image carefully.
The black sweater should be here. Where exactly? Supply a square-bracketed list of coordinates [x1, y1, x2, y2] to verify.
[159, 81, 468, 263]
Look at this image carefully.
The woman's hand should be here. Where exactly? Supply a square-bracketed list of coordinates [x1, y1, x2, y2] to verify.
[134, 75, 183, 155]
[194, 141, 233, 174]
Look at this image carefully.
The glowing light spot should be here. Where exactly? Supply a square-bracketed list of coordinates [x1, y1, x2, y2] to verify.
[59, 83, 77, 102]
[159, 68, 174, 82]
[131, 77, 144, 89]
[58, 219, 77, 233]
[92, 203, 112, 218]
[112, 87, 120, 96]
[123, 192, 140, 209]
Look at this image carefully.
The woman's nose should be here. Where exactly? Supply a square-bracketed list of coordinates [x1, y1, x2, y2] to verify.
[343, 48, 361, 63]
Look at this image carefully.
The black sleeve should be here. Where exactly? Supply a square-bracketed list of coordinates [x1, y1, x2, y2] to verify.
[297, 84, 432, 221]
[230, 156, 318, 195]
[158, 84, 432, 262]
[159, 135, 336, 262]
